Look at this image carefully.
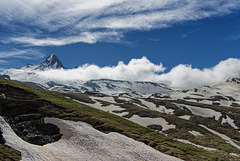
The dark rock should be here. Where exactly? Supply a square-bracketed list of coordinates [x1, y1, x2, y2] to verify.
[15, 113, 42, 122]
[226, 78, 240, 84]
[211, 95, 228, 101]
[226, 96, 236, 102]
[0, 128, 4, 144]
[182, 90, 189, 93]
[5, 117, 62, 146]
[35, 54, 65, 70]
[26, 64, 33, 68]
[0, 74, 10, 79]
[0, 84, 62, 146]
[212, 102, 220, 106]
[147, 124, 163, 131]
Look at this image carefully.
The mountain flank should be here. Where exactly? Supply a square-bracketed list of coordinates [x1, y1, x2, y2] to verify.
[0, 77, 237, 160]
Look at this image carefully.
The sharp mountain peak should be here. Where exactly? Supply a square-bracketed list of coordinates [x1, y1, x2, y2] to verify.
[29, 54, 65, 70]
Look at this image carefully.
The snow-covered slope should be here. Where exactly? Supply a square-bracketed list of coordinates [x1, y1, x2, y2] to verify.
[167, 79, 240, 107]
[0, 116, 182, 161]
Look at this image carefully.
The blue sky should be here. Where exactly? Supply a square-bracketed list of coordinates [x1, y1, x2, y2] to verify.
[0, 0, 240, 88]
[49, 13, 240, 71]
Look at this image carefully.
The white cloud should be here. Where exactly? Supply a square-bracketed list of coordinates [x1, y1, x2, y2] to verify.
[8, 32, 122, 46]
[35, 57, 240, 89]
[0, 60, 7, 63]
[158, 58, 240, 88]
[0, 49, 44, 60]
[0, 0, 240, 46]
[37, 57, 165, 81]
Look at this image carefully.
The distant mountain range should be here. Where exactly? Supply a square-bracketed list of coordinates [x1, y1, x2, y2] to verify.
[1, 54, 240, 96]
[0, 54, 172, 95]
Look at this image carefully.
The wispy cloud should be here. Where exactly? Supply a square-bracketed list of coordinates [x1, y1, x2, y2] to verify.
[0, 0, 240, 46]
[0, 48, 44, 60]
[34, 57, 240, 89]
[181, 31, 194, 39]
[8, 32, 122, 46]
[0, 60, 7, 64]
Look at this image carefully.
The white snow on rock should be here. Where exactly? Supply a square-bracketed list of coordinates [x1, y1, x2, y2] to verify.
[117, 97, 131, 101]
[177, 139, 217, 151]
[140, 99, 174, 114]
[0, 93, 6, 99]
[174, 103, 222, 121]
[0, 116, 182, 161]
[74, 99, 128, 117]
[230, 153, 240, 158]
[188, 131, 203, 136]
[175, 103, 238, 129]
[90, 96, 117, 104]
[129, 115, 176, 131]
[200, 124, 240, 150]
[178, 115, 191, 120]
[221, 116, 238, 130]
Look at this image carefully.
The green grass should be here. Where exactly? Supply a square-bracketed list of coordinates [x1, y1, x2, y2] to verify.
[0, 77, 239, 160]
[0, 144, 21, 161]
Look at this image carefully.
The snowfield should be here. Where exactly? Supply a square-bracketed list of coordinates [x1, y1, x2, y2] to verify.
[0, 116, 182, 161]
[129, 115, 176, 131]
[174, 103, 222, 120]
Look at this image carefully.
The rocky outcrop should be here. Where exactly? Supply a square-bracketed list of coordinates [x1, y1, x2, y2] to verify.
[35, 54, 65, 70]
[0, 84, 62, 145]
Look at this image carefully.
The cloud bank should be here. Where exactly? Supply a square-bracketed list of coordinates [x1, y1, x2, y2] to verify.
[37, 57, 165, 82]
[36, 57, 240, 89]
[1, 0, 240, 46]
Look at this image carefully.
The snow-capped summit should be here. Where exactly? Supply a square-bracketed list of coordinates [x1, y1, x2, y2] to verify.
[20, 54, 65, 71]
[35, 54, 65, 70]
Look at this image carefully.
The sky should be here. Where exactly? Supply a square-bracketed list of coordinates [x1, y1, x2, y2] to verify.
[0, 0, 240, 88]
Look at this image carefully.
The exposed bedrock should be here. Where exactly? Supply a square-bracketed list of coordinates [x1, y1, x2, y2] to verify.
[0, 84, 62, 145]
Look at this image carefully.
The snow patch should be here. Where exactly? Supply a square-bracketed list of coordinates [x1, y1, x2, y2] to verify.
[117, 97, 131, 101]
[175, 103, 222, 121]
[178, 115, 191, 120]
[221, 116, 238, 130]
[177, 139, 217, 151]
[140, 99, 174, 114]
[0, 93, 6, 99]
[129, 115, 175, 131]
[188, 131, 203, 136]
[74, 99, 128, 117]
[200, 124, 240, 150]
[0, 116, 182, 161]
[230, 153, 240, 158]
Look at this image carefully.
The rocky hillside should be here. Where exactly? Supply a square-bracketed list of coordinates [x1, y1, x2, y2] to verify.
[1, 77, 239, 160]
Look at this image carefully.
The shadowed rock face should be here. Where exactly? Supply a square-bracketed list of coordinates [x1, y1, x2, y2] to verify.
[226, 78, 240, 84]
[0, 84, 62, 145]
[4, 115, 61, 146]
[36, 54, 65, 70]
[0, 129, 4, 144]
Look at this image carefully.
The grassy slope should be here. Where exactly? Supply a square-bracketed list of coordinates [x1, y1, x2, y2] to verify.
[0, 77, 238, 161]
